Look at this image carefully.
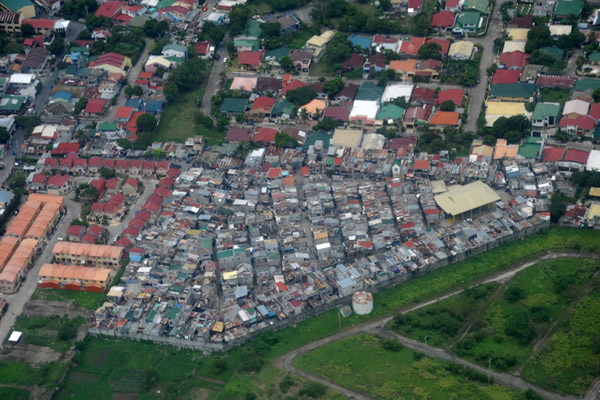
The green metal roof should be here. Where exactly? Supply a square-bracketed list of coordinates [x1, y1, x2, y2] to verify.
[518, 143, 540, 158]
[304, 131, 331, 149]
[490, 82, 536, 99]
[234, 38, 260, 51]
[356, 82, 384, 101]
[271, 99, 294, 116]
[97, 122, 118, 131]
[377, 104, 405, 120]
[243, 19, 263, 38]
[0, 95, 25, 112]
[217, 249, 233, 259]
[219, 97, 248, 114]
[554, 0, 583, 16]
[574, 78, 600, 91]
[199, 237, 212, 250]
[162, 43, 187, 54]
[539, 46, 564, 59]
[167, 307, 180, 319]
[589, 52, 600, 62]
[532, 102, 560, 120]
[1, 0, 33, 12]
[265, 47, 291, 63]
[456, 9, 482, 26]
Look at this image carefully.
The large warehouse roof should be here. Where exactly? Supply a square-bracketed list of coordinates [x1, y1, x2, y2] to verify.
[434, 181, 500, 216]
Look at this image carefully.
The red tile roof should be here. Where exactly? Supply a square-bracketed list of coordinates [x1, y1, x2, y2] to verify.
[562, 148, 590, 164]
[47, 174, 70, 187]
[84, 98, 108, 114]
[282, 78, 306, 95]
[323, 106, 351, 122]
[95, 52, 127, 68]
[590, 103, 600, 120]
[436, 88, 464, 106]
[491, 69, 522, 85]
[238, 50, 265, 66]
[542, 147, 564, 162]
[430, 111, 460, 126]
[498, 51, 529, 69]
[226, 127, 252, 142]
[414, 160, 430, 170]
[251, 96, 276, 113]
[50, 142, 80, 156]
[116, 106, 133, 119]
[535, 75, 576, 89]
[32, 173, 46, 184]
[445, 0, 460, 8]
[194, 40, 211, 55]
[558, 115, 596, 131]
[408, 0, 423, 9]
[411, 87, 435, 104]
[267, 167, 282, 179]
[400, 37, 425, 56]
[94, 1, 125, 18]
[431, 11, 456, 28]
[22, 18, 55, 29]
[253, 127, 278, 143]
[425, 38, 451, 55]
[67, 225, 85, 236]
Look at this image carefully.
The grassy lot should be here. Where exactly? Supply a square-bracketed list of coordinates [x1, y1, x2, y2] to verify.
[57, 228, 600, 399]
[390, 258, 599, 377]
[453, 258, 598, 371]
[310, 59, 336, 77]
[294, 333, 522, 400]
[282, 29, 316, 50]
[0, 387, 30, 400]
[539, 88, 569, 107]
[154, 62, 225, 146]
[31, 288, 107, 310]
[246, 0, 273, 14]
[12, 315, 86, 353]
[522, 288, 600, 395]
[390, 282, 500, 347]
[0, 360, 65, 398]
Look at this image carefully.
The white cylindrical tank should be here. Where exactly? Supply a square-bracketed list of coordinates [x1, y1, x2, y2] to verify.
[352, 291, 373, 315]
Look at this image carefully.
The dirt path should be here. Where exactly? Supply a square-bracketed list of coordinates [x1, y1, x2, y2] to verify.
[275, 252, 600, 400]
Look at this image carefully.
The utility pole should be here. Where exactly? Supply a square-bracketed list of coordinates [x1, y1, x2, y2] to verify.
[424, 335, 428, 346]
[488, 358, 493, 383]
[338, 311, 341, 329]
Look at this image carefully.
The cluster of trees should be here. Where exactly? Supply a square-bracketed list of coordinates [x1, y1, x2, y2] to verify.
[418, 128, 474, 155]
[61, 0, 98, 19]
[325, 32, 353, 66]
[229, 5, 251, 36]
[489, 115, 530, 143]
[164, 58, 208, 103]
[261, 22, 282, 50]
[124, 85, 144, 98]
[0, 127, 11, 144]
[271, 0, 310, 11]
[528, 50, 567, 75]
[88, 27, 146, 63]
[417, 42, 442, 60]
[85, 15, 113, 31]
[285, 86, 317, 106]
[199, 22, 227, 46]
[441, 58, 479, 86]
[143, 19, 169, 38]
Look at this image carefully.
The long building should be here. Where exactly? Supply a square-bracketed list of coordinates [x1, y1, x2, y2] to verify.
[0, 238, 38, 293]
[434, 181, 501, 221]
[52, 242, 125, 269]
[38, 264, 112, 292]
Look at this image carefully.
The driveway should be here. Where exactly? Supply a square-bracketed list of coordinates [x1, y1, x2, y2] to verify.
[275, 252, 600, 400]
[0, 197, 80, 344]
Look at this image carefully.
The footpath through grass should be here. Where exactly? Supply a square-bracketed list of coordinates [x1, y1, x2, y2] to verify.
[58, 228, 600, 400]
[294, 333, 523, 400]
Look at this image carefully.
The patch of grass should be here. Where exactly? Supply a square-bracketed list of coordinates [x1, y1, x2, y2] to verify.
[31, 288, 106, 310]
[309, 58, 336, 77]
[111, 369, 145, 393]
[453, 258, 598, 371]
[246, 0, 272, 14]
[281, 29, 315, 50]
[155, 63, 224, 145]
[539, 87, 569, 107]
[12, 315, 86, 353]
[522, 288, 600, 395]
[390, 282, 500, 347]
[0, 361, 65, 389]
[294, 333, 520, 400]
[0, 387, 30, 400]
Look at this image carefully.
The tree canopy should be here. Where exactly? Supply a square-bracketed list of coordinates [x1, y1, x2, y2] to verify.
[418, 42, 442, 60]
[285, 86, 317, 106]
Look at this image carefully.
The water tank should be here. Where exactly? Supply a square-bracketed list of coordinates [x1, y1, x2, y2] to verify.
[352, 291, 373, 315]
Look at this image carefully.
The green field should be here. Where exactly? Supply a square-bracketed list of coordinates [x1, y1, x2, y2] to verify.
[392, 259, 599, 372]
[0, 361, 65, 399]
[154, 62, 225, 145]
[522, 288, 600, 395]
[31, 288, 107, 310]
[539, 87, 569, 107]
[390, 282, 500, 347]
[0, 387, 30, 400]
[295, 333, 522, 400]
[56, 228, 600, 399]
[12, 315, 86, 353]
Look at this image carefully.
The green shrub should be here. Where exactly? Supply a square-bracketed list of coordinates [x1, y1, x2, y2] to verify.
[298, 382, 327, 398]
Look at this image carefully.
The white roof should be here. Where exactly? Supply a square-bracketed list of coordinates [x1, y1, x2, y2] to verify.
[9, 73, 35, 85]
[502, 40, 526, 53]
[361, 133, 385, 150]
[350, 100, 379, 119]
[587, 150, 600, 171]
[382, 83, 413, 102]
[54, 20, 70, 30]
[8, 331, 22, 342]
[549, 24, 572, 36]
[564, 99, 590, 116]
[434, 181, 501, 216]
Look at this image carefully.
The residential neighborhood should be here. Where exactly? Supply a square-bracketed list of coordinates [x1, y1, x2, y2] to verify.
[1, 0, 600, 398]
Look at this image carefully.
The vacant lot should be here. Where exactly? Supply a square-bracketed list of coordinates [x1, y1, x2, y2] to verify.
[12, 315, 86, 354]
[539, 87, 569, 107]
[294, 333, 521, 400]
[0, 361, 65, 399]
[522, 289, 600, 395]
[31, 288, 107, 310]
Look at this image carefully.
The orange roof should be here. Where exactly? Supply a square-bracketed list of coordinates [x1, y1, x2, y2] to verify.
[430, 111, 460, 126]
[389, 59, 417, 73]
[38, 264, 111, 283]
[28, 193, 64, 207]
[282, 176, 295, 186]
[0, 236, 19, 270]
[5, 200, 42, 238]
[25, 202, 60, 239]
[52, 242, 124, 260]
[2, 239, 38, 279]
[493, 138, 519, 159]
[301, 99, 326, 115]
[414, 160, 430, 170]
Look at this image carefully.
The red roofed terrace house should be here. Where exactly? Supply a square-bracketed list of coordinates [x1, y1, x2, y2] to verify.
[238, 51, 264, 72]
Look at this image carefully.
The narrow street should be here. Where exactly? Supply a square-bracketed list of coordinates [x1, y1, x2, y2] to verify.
[0, 198, 80, 344]
[275, 252, 600, 400]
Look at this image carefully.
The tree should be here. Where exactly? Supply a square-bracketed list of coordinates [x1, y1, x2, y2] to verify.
[199, 22, 226, 45]
[299, 382, 327, 398]
[275, 132, 298, 148]
[228, 5, 250, 36]
[525, 25, 552, 53]
[439, 100, 456, 111]
[153, 148, 165, 158]
[550, 191, 568, 223]
[136, 114, 157, 132]
[504, 286, 525, 302]
[21, 24, 35, 37]
[279, 55, 293, 72]
[285, 86, 316, 106]
[418, 42, 442, 60]
[593, 88, 600, 102]
[132, 86, 144, 97]
[323, 77, 343, 97]
[74, 97, 88, 115]
[326, 32, 352, 64]
[47, 32, 65, 55]
[0, 127, 9, 144]
[143, 367, 158, 391]
[143, 19, 169, 38]
[99, 167, 116, 179]
[504, 310, 534, 344]
[313, 117, 338, 132]
[124, 85, 134, 97]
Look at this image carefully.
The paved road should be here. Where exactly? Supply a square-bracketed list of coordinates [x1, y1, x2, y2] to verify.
[105, 179, 155, 242]
[276, 252, 600, 400]
[201, 37, 228, 118]
[0, 198, 80, 344]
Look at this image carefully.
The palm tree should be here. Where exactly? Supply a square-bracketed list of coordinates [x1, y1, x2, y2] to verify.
[299, 107, 308, 122]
